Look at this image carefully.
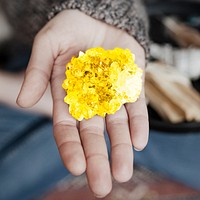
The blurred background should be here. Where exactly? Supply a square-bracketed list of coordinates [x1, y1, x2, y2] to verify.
[0, 0, 200, 200]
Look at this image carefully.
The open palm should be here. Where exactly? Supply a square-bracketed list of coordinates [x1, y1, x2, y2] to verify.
[17, 10, 149, 197]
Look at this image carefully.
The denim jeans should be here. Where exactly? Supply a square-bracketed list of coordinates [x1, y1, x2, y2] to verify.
[0, 104, 200, 200]
[0, 104, 67, 200]
[134, 130, 200, 190]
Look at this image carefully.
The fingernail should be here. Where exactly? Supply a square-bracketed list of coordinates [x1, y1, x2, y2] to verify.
[94, 194, 104, 199]
[16, 95, 28, 108]
[134, 147, 142, 151]
[16, 95, 23, 107]
[16, 96, 21, 106]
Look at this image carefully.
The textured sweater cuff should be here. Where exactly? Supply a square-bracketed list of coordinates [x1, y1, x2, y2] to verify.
[48, 0, 149, 61]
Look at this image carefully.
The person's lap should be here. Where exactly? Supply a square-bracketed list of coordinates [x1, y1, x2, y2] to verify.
[0, 104, 68, 200]
[134, 130, 200, 190]
[0, 104, 200, 200]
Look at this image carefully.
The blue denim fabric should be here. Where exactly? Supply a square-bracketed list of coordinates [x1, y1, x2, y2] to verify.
[0, 104, 200, 200]
[0, 104, 68, 200]
[134, 130, 200, 190]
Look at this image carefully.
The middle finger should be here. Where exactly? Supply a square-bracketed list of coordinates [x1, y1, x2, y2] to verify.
[80, 116, 112, 197]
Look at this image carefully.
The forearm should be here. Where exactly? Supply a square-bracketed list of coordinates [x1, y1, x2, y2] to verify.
[0, 70, 52, 117]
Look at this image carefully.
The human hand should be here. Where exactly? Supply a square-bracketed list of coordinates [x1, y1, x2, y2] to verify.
[17, 10, 149, 197]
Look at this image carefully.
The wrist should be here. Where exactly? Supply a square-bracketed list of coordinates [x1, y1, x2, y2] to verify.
[48, 0, 149, 61]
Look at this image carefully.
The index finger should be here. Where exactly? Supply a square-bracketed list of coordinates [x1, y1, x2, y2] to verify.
[80, 116, 112, 198]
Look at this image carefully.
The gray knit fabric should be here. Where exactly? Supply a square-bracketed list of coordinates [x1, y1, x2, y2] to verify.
[0, 0, 149, 58]
[0, 0, 54, 43]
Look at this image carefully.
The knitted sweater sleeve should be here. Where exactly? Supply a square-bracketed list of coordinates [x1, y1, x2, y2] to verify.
[0, 0, 149, 58]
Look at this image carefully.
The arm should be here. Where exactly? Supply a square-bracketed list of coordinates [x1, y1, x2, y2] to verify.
[1, 0, 149, 197]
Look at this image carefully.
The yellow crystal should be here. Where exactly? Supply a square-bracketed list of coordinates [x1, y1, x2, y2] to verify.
[62, 47, 143, 121]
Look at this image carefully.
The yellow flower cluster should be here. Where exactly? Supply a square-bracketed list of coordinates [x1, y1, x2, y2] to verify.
[62, 47, 143, 121]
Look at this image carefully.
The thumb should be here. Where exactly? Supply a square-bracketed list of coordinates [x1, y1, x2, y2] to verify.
[17, 32, 55, 108]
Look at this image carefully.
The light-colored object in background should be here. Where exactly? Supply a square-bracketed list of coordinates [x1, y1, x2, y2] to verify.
[150, 43, 200, 79]
[163, 17, 200, 48]
[174, 48, 200, 80]
[0, 9, 12, 42]
[145, 62, 200, 123]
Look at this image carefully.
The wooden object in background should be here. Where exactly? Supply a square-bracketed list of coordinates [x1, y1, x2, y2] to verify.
[145, 62, 200, 123]
[163, 17, 200, 48]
